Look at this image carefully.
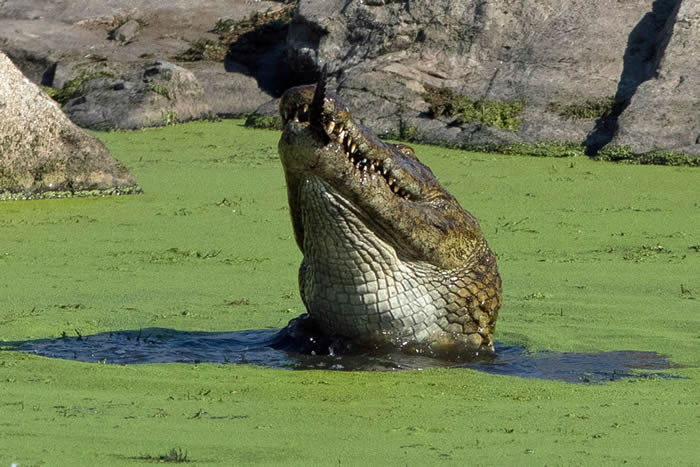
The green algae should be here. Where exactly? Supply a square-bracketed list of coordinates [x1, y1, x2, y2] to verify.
[1, 120, 700, 465]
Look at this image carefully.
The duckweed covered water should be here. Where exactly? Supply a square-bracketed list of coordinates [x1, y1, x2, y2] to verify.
[1, 120, 699, 465]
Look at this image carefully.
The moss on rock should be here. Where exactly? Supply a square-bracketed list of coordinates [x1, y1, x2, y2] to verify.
[173, 39, 229, 62]
[423, 85, 523, 131]
[244, 114, 282, 130]
[547, 97, 617, 120]
[596, 145, 700, 167]
[51, 71, 115, 105]
[447, 141, 585, 158]
[146, 83, 171, 99]
[500, 141, 587, 158]
[176, 4, 297, 64]
[0, 185, 143, 201]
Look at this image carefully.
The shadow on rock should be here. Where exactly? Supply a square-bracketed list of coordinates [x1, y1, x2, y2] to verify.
[223, 3, 310, 97]
[1, 325, 683, 383]
[584, 0, 681, 155]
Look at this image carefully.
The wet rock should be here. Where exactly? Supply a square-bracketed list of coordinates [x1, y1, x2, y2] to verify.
[0, 51, 139, 200]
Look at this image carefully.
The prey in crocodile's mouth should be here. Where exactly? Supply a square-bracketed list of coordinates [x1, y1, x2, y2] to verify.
[279, 73, 412, 200]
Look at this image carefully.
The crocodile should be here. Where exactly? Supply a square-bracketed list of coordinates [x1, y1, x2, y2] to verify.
[277, 74, 502, 354]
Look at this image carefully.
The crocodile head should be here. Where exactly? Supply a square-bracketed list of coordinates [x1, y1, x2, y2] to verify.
[278, 74, 501, 354]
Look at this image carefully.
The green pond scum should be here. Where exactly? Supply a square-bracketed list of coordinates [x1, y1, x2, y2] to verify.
[1, 120, 699, 465]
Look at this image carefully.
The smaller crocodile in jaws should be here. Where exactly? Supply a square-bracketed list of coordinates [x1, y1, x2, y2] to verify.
[278, 74, 502, 354]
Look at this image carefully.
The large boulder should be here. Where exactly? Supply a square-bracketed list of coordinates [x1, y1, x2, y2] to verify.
[62, 61, 212, 130]
[0, 0, 284, 128]
[609, 1, 700, 155]
[0, 51, 139, 200]
[3, 0, 697, 160]
[285, 0, 698, 158]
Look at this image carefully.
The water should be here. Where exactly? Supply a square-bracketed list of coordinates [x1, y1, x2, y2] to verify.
[1, 326, 681, 383]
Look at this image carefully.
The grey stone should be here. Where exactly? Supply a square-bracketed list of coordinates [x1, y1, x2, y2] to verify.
[609, 1, 700, 156]
[287, 0, 698, 157]
[0, 51, 138, 199]
[2, 0, 697, 158]
[187, 61, 270, 117]
[110, 19, 140, 43]
[252, 98, 281, 118]
[62, 61, 212, 130]
[0, 0, 285, 127]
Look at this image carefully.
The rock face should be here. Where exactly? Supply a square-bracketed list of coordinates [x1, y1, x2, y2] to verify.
[609, 1, 700, 155]
[63, 61, 212, 130]
[0, 51, 139, 199]
[0, 0, 283, 129]
[2, 0, 697, 159]
[286, 0, 699, 158]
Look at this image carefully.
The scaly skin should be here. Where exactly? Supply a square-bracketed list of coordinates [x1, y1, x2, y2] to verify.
[278, 76, 502, 353]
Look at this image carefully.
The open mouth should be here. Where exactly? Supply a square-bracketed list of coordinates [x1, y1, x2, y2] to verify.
[280, 85, 412, 201]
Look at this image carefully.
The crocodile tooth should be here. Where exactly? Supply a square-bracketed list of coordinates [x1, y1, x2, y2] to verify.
[388, 177, 394, 186]
[351, 143, 357, 154]
[303, 104, 309, 114]
[326, 121, 336, 134]
[337, 124, 345, 134]
[337, 130, 346, 142]
[346, 136, 353, 147]
[293, 111, 299, 122]
[393, 185, 400, 193]
[382, 168, 388, 175]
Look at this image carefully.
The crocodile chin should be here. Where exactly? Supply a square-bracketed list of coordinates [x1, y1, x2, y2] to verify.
[278, 74, 502, 353]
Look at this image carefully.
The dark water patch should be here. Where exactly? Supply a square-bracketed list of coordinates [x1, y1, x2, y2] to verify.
[1, 327, 682, 383]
